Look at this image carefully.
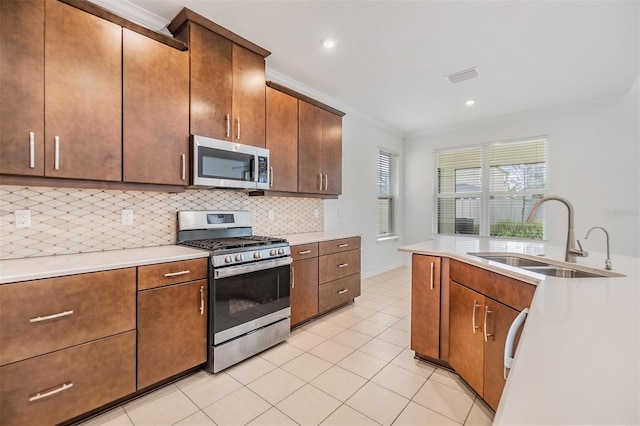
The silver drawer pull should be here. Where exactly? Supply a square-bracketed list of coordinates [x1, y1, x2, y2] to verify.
[298, 250, 312, 255]
[338, 289, 348, 295]
[338, 243, 349, 248]
[338, 263, 349, 268]
[29, 132, 35, 168]
[181, 154, 186, 181]
[54, 136, 60, 170]
[29, 310, 74, 323]
[163, 270, 190, 278]
[199, 285, 204, 315]
[29, 382, 73, 402]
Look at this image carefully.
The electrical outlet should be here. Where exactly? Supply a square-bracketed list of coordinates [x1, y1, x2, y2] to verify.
[268, 210, 275, 221]
[122, 209, 134, 225]
[14, 210, 31, 228]
[314, 209, 319, 218]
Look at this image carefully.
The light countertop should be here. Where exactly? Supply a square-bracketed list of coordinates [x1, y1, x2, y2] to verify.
[280, 232, 361, 245]
[399, 235, 639, 425]
[0, 245, 210, 284]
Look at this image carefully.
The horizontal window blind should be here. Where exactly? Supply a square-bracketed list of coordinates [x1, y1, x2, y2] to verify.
[378, 149, 400, 239]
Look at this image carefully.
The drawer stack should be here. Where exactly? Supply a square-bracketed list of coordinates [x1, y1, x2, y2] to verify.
[318, 237, 361, 313]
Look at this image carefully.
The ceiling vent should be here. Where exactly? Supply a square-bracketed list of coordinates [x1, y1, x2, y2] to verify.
[446, 67, 479, 84]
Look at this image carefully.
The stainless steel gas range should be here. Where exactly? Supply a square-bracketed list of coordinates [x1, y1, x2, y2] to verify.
[177, 210, 291, 373]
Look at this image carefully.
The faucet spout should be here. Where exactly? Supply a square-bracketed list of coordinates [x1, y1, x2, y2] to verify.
[585, 226, 612, 270]
[527, 195, 587, 263]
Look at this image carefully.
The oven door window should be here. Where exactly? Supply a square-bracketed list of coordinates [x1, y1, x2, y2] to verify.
[199, 147, 253, 182]
[213, 264, 290, 334]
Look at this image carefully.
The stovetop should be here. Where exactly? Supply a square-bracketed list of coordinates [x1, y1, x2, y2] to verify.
[180, 236, 288, 252]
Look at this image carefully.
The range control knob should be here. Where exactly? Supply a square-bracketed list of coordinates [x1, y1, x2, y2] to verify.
[277, 248, 285, 255]
[224, 256, 233, 264]
[253, 251, 261, 259]
[235, 254, 244, 262]
[269, 249, 277, 256]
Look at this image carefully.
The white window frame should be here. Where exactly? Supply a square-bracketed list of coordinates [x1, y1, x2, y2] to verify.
[377, 147, 400, 241]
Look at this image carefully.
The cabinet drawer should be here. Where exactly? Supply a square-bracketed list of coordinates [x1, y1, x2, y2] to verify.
[0, 268, 136, 366]
[0, 331, 136, 426]
[138, 258, 208, 290]
[449, 259, 535, 311]
[319, 237, 361, 255]
[319, 249, 361, 284]
[291, 243, 318, 261]
[319, 273, 361, 313]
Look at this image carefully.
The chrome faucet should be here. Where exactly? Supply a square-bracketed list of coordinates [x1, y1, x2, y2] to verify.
[585, 226, 612, 270]
[526, 195, 588, 263]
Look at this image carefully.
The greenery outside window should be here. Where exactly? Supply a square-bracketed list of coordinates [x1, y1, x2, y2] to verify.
[377, 148, 400, 240]
[435, 138, 547, 239]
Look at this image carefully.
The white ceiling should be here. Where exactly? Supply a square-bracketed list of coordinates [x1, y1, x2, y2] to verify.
[115, 0, 639, 135]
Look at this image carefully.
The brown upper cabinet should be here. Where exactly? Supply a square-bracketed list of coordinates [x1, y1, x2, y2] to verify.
[170, 9, 269, 148]
[123, 29, 189, 185]
[1, 0, 122, 181]
[266, 86, 299, 192]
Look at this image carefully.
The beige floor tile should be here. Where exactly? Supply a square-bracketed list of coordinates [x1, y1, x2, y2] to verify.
[393, 401, 461, 426]
[343, 305, 377, 319]
[391, 299, 412, 310]
[323, 311, 363, 328]
[247, 407, 298, 426]
[366, 312, 402, 327]
[303, 319, 347, 338]
[259, 342, 304, 366]
[225, 355, 276, 385]
[358, 338, 404, 362]
[371, 364, 428, 399]
[412, 381, 474, 424]
[346, 382, 409, 426]
[202, 387, 270, 426]
[377, 328, 411, 347]
[286, 329, 327, 351]
[173, 410, 216, 426]
[349, 320, 389, 337]
[320, 404, 380, 425]
[282, 352, 332, 382]
[464, 398, 494, 426]
[337, 350, 387, 379]
[247, 368, 305, 404]
[380, 305, 410, 318]
[390, 318, 411, 333]
[277, 384, 341, 425]
[429, 368, 476, 397]
[309, 338, 355, 364]
[311, 365, 367, 402]
[390, 349, 437, 378]
[177, 371, 243, 408]
[370, 294, 401, 305]
[78, 407, 132, 426]
[331, 329, 373, 349]
[124, 385, 199, 426]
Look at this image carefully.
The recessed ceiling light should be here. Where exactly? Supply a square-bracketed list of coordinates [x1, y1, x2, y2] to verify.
[321, 38, 336, 49]
[466, 99, 475, 106]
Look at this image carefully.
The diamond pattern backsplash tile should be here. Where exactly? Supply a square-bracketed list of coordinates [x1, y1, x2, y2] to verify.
[0, 185, 323, 260]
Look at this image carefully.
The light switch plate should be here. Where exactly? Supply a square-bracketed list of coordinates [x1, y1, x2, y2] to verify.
[268, 210, 275, 221]
[122, 209, 134, 225]
[15, 210, 31, 228]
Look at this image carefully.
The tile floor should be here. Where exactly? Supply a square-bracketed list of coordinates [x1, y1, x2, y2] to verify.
[80, 266, 494, 426]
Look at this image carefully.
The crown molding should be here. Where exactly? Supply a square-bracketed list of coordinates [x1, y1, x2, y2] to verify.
[88, 0, 171, 34]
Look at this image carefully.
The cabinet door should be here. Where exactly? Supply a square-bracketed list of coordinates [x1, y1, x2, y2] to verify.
[0, 0, 44, 176]
[411, 254, 441, 359]
[137, 280, 208, 389]
[448, 281, 484, 396]
[123, 29, 189, 185]
[189, 23, 232, 140]
[483, 298, 519, 410]
[232, 44, 266, 147]
[321, 110, 342, 195]
[298, 101, 323, 193]
[266, 87, 298, 192]
[44, 0, 122, 181]
[290, 258, 318, 326]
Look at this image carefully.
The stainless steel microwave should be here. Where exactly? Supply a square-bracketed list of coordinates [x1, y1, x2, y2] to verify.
[191, 135, 270, 190]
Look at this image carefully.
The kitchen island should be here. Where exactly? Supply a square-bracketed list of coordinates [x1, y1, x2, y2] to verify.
[399, 236, 639, 425]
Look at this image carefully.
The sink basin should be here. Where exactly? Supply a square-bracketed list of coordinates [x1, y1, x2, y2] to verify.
[468, 252, 625, 278]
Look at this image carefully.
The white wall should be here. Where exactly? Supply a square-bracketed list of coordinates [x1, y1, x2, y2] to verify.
[404, 75, 640, 257]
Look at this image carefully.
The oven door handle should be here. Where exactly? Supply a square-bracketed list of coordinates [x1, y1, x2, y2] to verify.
[214, 256, 293, 279]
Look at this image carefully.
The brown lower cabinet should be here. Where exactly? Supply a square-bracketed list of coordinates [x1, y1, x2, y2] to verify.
[411, 254, 442, 360]
[0, 331, 136, 426]
[290, 243, 319, 326]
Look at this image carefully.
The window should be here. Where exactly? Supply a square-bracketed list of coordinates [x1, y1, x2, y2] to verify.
[377, 148, 400, 240]
[435, 138, 547, 239]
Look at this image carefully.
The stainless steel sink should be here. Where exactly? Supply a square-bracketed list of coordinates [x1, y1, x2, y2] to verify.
[468, 252, 625, 278]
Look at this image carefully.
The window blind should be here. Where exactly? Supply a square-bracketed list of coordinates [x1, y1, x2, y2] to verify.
[377, 149, 400, 239]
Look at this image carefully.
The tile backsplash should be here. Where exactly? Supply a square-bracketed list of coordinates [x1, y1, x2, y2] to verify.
[0, 185, 323, 260]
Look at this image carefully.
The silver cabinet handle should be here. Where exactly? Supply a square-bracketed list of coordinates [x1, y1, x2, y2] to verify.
[199, 285, 204, 315]
[318, 173, 323, 190]
[483, 306, 493, 342]
[163, 270, 190, 278]
[29, 382, 73, 402]
[54, 136, 60, 170]
[225, 114, 230, 138]
[504, 307, 529, 380]
[298, 250, 312, 255]
[472, 300, 480, 333]
[338, 289, 348, 295]
[30, 310, 74, 323]
[324, 174, 328, 191]
[181, 154, 186, 181]
[430, 262, 435, 290]
[338, 263, 349, 268]
[236, 116, 241, 140]
[291, 265, 295, 289]
[338, 243, 349, 248]
[29, 132, 35, 168]
[270, 166, 273, 187]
